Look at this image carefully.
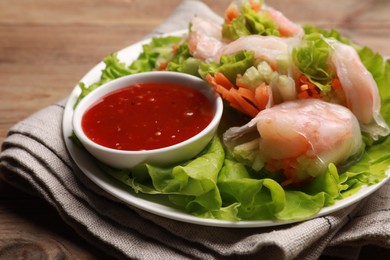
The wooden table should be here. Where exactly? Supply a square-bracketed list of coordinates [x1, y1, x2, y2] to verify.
[1, 0, 389, 258]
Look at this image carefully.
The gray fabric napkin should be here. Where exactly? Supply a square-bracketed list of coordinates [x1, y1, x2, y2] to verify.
[1, 1, 390, 259]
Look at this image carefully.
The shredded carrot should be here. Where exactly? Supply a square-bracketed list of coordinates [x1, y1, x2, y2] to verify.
[235, 78, 247, 89]
[282, 159, 296, 180]
[297, 91, 310, 99]
[250, 0, 261, 12]
[331, 78, 342, 90]
[214, 72, 235, 89]
[276, 158, 298, 186]
[230, 88, 259, 117]
[254, 83, 270, 110]
[225, 5, 239, 24]
[206, 74, 227, 97]
[297, 74, 321, 99]
[265, 159, 302, 186]
[205, 73, 215, 84]
[158, 62, 168, 71]
[237, 87, 257, 105]
[229, 102, 247, 115]
[206, 73, 272, 118]
[299, 74, 313, 86]
[171, 44, 179, 55]
[217, 85, 237, 105]
[206, 74, 242, 109]
[330, 78, 347, 105]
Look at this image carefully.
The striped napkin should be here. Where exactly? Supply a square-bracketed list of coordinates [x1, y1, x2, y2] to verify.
[1, 1, 390, 259]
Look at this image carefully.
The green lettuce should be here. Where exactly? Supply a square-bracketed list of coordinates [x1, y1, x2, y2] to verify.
[74, 36, 182, 107]
[218, 159, 287, 220]
[199, 50, 254, 84]
[166, 41, 202, 76]
[303, 25, 355, 46]
[100, 137, 227, 216]
[222, 2, 279, 41]
[218, 159, 331, 221]
[292, 33, 334, 93]
[129, 35, 183, 72]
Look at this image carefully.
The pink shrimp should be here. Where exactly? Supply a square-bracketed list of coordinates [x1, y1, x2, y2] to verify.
[188, 17, 226, 61]
[327, 39, 390, 139]
[214, 35, 299, 69]
[264, 6, 304, 37]
[224, 99, 363, 184]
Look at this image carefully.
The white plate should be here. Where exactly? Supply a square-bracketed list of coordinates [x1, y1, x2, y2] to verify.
[62, 31, 390, 228]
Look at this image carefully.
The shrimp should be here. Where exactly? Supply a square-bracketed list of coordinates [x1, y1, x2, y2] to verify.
[326, 39, 390, 139]
[188, 17, 226, 61]
[223, 99, 364, 184]
[214, 35, 299, 69]
[264, 6, 304, 37]
[205, 35, 299, 118]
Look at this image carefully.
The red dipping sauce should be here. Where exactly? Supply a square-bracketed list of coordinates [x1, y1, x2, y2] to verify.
[82, 82, 214, 151]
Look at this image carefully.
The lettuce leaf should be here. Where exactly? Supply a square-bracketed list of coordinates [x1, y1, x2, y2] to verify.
[166, 41, 201, 76]
[101, 137, 226, 215]
[222, 2, 279, 41]
[218, 159, 329, 221]
[303, 25, 354, 46]
[275, 191, 325, 220]
[199, 50, 254, 83]
[292, 33, 334, 92]
[74, 36, 182, 107]
[303, 164, 344, 205]
[130, 35, 183, 72]
[218, 159, 285, 220]
[74, 54, 126, 107]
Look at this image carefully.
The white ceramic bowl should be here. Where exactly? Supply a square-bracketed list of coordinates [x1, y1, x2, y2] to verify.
[72, 71, 223, 169]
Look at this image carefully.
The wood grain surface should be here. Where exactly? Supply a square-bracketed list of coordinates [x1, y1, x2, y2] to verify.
[1, 0, 390, 258]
